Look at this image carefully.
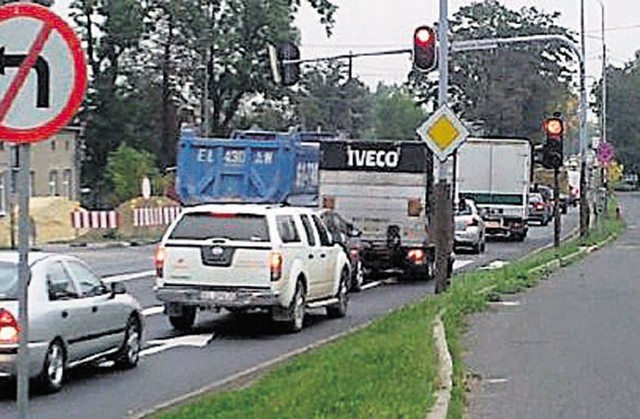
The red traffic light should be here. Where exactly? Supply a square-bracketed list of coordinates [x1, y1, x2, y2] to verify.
[415, 27, 433, 47]
[544, 118, 564, 137]
[413, 26, 436, 72]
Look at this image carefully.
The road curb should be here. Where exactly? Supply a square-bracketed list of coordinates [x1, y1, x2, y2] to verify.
[426, 314, 453, 419]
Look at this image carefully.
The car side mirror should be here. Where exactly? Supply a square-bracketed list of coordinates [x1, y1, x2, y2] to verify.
[110, 282, 127, 297]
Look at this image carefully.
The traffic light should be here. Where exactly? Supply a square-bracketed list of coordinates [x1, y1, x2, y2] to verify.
[413, 26, 437, 72]
[542, 116, 564, 169]
[268, 42, 300, 86]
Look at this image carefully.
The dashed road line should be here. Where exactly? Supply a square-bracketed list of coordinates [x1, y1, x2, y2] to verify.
[103, 270, 154, 283]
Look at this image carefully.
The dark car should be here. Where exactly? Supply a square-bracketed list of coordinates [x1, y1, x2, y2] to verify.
[528, 192, 552, 225]
[318, 209, 366, 292]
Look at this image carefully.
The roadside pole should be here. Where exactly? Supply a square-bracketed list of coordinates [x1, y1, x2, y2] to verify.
[433, 0, 452, 294]
[16, 144, 30, 419]
[553, 167, 561, 248]
[579, 0, 590, 238]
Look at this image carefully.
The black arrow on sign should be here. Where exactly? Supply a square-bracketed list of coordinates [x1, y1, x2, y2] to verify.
[0, 46, 50, 108]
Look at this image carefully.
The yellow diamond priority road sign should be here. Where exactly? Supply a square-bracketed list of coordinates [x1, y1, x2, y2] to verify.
[416, 105, 469, 161]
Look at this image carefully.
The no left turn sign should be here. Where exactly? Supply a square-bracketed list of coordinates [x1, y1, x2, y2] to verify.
[0, 3, 87, 143]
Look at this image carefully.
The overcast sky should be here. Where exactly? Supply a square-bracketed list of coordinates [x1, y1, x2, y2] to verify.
[51, 0, 640, 89]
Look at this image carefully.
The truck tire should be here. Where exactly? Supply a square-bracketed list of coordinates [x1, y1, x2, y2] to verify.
[327, 268, 349, 318]
[169, 306, 196, 331]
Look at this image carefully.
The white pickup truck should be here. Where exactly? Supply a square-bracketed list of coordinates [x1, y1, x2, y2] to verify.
[153, 204, 351, 333]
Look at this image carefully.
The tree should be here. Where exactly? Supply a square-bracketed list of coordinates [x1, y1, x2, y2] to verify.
[104, 143, 162, 205]
[591, 52, 640, 170]
[372, 84, 427, 140]
[295, 61, 373, 137]
[409, 0, 576, 142]
[68, 0, 337, 206]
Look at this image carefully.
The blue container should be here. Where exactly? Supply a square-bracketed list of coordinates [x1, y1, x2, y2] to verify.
[176, 129, 321, 206]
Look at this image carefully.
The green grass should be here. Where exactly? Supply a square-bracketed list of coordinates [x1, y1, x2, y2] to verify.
[151, 198, 624, 419]
[156, 302, 441, 419]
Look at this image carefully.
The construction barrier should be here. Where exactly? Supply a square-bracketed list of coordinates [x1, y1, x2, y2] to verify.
[71, 210, 119, 229]
[133, 206, 181, 227]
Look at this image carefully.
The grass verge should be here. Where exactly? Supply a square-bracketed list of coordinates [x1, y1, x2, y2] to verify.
[150, 200, 624, 419]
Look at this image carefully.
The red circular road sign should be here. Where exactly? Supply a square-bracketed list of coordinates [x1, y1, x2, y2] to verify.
[0, 3, 87, 143]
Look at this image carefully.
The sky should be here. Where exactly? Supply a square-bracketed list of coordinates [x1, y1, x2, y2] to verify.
[50, 0, 640, 89]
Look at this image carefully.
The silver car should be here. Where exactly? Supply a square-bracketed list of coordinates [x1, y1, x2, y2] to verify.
[0, 252, 143, 393]
[454, 199, 486, 254]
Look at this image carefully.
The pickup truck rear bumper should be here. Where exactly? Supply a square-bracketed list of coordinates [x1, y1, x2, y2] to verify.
[155, 285, 280, 308]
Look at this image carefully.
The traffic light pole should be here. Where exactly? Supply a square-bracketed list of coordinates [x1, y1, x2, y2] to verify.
[554, 167, 561, 248]
[433, 0, 453, 294]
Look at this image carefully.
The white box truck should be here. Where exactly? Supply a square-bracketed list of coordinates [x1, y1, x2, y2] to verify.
[455, 138, 532, 241]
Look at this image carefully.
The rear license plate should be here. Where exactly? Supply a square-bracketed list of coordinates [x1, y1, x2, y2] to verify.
[200, 291, 235, 301]
[486, 221, 501, 229]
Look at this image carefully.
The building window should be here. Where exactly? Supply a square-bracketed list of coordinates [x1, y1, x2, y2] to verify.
[0, 173, 5, 215]
[65, 140, 70, 151]
[48, 170, 59, 196]
[63, 169, 72, 199]
[30, 171, 35, 197]
[0, 142, 4, 151]
[51, 140, 56, 151]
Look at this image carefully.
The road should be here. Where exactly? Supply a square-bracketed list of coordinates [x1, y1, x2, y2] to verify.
[0, 209, 579, 419]
[464, 194, 637, 419]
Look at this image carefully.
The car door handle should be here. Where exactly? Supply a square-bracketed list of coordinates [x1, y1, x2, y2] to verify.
[61, 311, 68, 319]
[92, 306, 98, 313]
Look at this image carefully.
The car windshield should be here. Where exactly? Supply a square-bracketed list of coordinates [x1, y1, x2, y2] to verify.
[168, 212, 270, 241]
[0, 261, 18, 300]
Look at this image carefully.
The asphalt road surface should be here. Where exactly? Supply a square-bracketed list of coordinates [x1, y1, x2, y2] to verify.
[465, 194, 639, 419]
[0, 209, 579, 419]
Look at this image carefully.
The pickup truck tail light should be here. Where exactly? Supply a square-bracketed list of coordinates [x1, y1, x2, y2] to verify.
[270, 252, 283, 281]
[154, 246, 166, 278]
[407, 249, 425, 265]
[0, 309, 19, 344]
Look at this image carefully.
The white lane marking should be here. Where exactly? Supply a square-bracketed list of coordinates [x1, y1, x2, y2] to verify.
[361, 280, 383, 291]
[142, 306, 165, 317]
[485, 378, 508, 385]
[453, 259, 473, 271]
[488, 301, 521, 307]
[140, 333, 215, 357]
[103, 270, 155, 283]
[479, 260, 509, 271]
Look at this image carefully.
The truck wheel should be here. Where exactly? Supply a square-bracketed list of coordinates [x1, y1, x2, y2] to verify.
[327, 269, 349, 318]
[283, 280, 306, 333]
[168, 306, 196, 331]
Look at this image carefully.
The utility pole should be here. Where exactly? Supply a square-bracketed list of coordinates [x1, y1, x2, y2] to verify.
[600, 1, 609, 217]
[579, 0, 590, 237]
[434, 0, 453, 294]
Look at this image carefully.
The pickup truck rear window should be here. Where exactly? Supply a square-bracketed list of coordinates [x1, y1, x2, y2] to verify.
[168, 213, 270, 241]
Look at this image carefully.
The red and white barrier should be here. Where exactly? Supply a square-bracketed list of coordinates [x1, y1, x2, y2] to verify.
[71, 210, 119, 229]
[133, 207, 181, 227]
